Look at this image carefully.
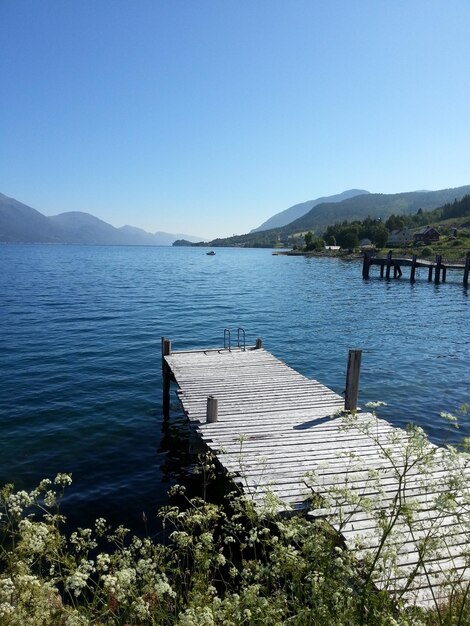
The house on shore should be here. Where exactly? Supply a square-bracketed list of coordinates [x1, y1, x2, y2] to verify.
[386, 229, 414, 246]
[413, 226, 440, 244]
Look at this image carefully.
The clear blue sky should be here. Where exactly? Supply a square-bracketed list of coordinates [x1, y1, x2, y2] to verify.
[1, 1, 470, 239]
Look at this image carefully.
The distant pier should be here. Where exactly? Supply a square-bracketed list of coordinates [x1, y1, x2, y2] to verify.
[362, 250, 470, 286]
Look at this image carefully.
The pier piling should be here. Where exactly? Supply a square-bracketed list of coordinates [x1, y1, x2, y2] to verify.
[385, 251, 392, 279]
[410, 254, 417, 283]
[345, 349, 362, 413]
[206, 395, 218, 423]
[162, 337, 172, 418]
[363, 252, 469, 285]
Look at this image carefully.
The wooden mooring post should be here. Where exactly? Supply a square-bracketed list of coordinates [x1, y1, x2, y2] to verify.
[362, 252, 371, 279]
[434, 255, 443, 284]
[206, 395, 218, 423]
[162, 337, 172, 418]
[464, 252, 470, 287]
[410, 254, 417, 283]
[385, 251, 393, 279]
[345, 349, 362, 413]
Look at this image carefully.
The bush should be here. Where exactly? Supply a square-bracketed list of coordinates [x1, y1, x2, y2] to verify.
[421, 246, 434, 257]
[2, 408, 470, 625]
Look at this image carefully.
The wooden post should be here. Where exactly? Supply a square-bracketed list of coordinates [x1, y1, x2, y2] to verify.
[442, 266, 447, 282]
[362, 252, 370, 279]
[162, 337, 171, 418]
[434, 255, 442, 285]
[385, 251, 392, 279]
[206, 395, 218, 423]
[380, 263, 384, 278]
[255, 337, 263, 349]
[410, 254, 417, 283]
[464, 252, 470, 287]
[345, 349, 362, 413]
[428, 265, 433, 282]
[393, 263, 402, 279]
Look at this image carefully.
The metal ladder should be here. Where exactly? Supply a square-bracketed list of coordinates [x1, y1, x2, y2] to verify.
[223, 328, 246, 351]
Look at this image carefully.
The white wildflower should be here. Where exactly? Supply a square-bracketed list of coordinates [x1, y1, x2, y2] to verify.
[64, 610, 90, 626]
[66, 559, 95, 597]
[44, 490, 56, 507]
[0, 602, 14, 618]
[6, 490, 34, 517]
[178, 606, 215, 626]
[18, 519, 51, 553]
[54, 473, 72, 487]
[96, 553, 111, 572]
[441, 411, 459, 427]
[94, 517, 108, 535]
[103, 567, 136, 602]
[152, 573, 175, 598]
[132, 596, 151, 620]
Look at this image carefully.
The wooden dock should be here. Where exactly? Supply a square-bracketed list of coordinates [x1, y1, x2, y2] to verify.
[363, 250, 470, 285]
[162, 339, 470, 608]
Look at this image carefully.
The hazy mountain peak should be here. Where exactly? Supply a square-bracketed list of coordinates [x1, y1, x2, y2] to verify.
[251, 189, 370, 232]
[0, 193, 204, 245]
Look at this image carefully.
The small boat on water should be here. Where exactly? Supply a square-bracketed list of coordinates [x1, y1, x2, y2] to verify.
[206, 251, 216, 256]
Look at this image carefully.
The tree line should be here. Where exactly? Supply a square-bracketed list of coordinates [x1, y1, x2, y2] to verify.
[303, 194, 470, 250]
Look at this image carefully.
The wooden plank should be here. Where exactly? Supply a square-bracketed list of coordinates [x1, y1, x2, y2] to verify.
[164, 345, 470, 608]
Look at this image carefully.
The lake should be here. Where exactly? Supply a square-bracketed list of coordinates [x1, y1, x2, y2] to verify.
[1, 244, 469, 531]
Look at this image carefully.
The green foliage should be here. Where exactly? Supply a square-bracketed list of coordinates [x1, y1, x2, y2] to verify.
[303, 231, 325, 251]
[385, 195, 470, 234]
[2, 413, 470, 625]
[421, 246, 434, 257]
[304, 231, 313, 249]
[323, 217, 389, 249]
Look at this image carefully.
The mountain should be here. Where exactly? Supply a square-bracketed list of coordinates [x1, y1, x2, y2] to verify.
[0, 193, 66, 243]
[0, 193, 203, 245]
[283, 185, 470, 235]
[251, 189, 370, 232]
[197, 184, 470, 248]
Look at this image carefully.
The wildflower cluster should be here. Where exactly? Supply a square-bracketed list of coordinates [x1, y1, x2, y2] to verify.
[1, 415, 470, 626]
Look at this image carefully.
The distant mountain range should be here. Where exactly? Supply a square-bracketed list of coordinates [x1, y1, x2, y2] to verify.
[251, 189, 370, 232]
[0, 193, 203, 245]
[202, 184, 470, 248]
[281, 185, 470, 235]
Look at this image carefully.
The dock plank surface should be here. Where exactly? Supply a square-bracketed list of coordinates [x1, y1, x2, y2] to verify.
[165, 346, 470, 608]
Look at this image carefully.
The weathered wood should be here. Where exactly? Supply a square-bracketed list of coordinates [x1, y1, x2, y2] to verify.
[163, 343, 470, 608]
[434, 255, 442, 284]
[162, 337, 172, 418]
[385, 250, 392, 279]
[369, 254, 468, 285]
[255, 337, 263, 349]
[362, 252, 371, 279]
[206, 395, 218, 423]
[344, 349, 362, 412]
[464, 252, 470, 287]
[410, 254, 417, 283]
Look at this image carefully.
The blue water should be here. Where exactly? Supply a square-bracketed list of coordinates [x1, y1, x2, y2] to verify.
[1, 245, 469, 530]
